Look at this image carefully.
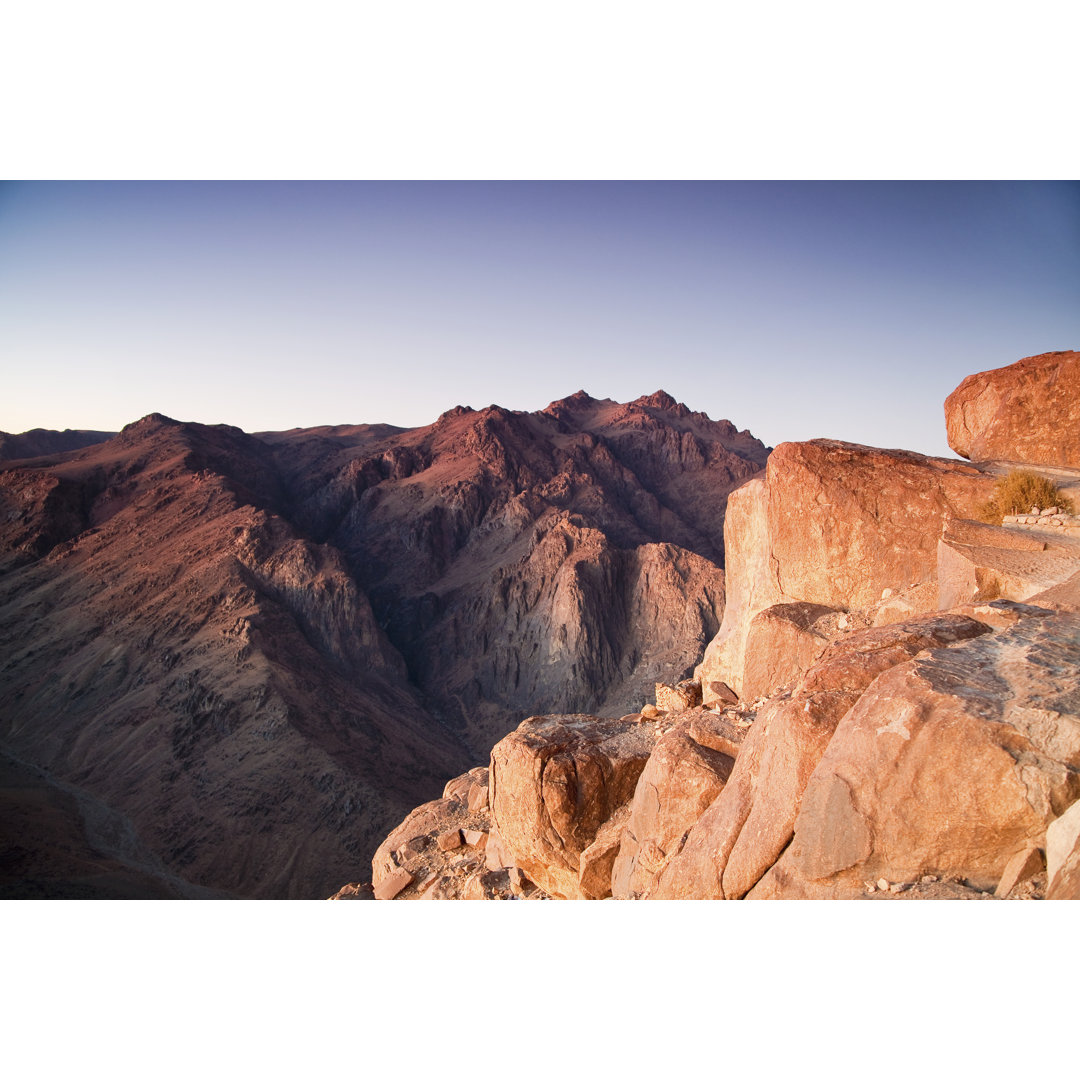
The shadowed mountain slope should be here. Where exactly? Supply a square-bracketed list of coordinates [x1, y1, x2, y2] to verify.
[0, 393, 767, 897]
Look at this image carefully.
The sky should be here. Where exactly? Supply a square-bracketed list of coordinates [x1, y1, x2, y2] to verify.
[1, 180, 1077, 457]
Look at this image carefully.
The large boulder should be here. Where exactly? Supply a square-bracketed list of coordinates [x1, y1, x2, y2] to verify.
[697, 440, 994, 696]
[740, 602, 839, 702]
[611, 712, 741, 898]
[488, 714, 655, 899]
[944, 351, 1080, 467]
[750, 611, 1080, 898]
[653, 614, 991, 899]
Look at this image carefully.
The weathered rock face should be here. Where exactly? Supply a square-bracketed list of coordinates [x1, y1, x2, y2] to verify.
[697, 440, 995, 697]
[611, 711, 741, 898]
[740, 602, 838, 702]
[653, 614, 992, 899]
[945, 351, 1080, 466]
[751, 611, 1080, 898]
[1046, 800, 1080, 900]
[488, 714, 655, 899]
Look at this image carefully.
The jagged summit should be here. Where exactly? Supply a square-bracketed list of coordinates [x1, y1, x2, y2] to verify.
[121, 412, 182, 432]
[632, 389, 681, 412]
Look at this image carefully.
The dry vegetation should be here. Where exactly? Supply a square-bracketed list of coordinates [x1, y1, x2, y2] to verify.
[978, 469, 1075, 525]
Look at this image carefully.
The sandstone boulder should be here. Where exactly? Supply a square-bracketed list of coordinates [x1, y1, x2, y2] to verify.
[740, 602, 838, 702]
[374, 866, 414, 900]
[578, 803, 631, 900]
[944, 351, 1080, 466]
[994, 846, 1044, 898]
[697, 441, 993, 696]
[489, 714, 655, 899]
[750, 612, 1080, 898]
[1046, 798, 1080, 896]
[653, 614, 992, 899]
[612, 713, 737, 898]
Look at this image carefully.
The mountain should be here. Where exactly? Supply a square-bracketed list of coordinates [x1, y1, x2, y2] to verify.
[0, 392, 767, 898]
[0, 428, 116, 462]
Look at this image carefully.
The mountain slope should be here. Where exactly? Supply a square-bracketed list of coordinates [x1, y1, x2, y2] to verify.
[0, 393, 767, 897]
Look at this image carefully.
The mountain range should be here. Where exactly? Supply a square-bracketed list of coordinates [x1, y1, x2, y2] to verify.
[0, 390, 767, 898]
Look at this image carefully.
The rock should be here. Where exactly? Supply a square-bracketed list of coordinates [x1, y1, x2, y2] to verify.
[1046, 803, 1080, 899]
[994, 846, 1045, 898]
[937, 518, 1080, 609]
[612, 715, 736, 898]
[750, 613, 1080, 898]
[704, 681, 739, 706]
[437, 829, 463, 852]
[740, 602, 838, 702]
[489, 714, 655, 899]
[655, 679, 702, 711]
[1046, 799, 1080, 890]
[697, 441, 993, 696]
[327, 882, 375, 900]
[484, 824, 513, 870]
[686, 711, 748, 760]
[463, 829, 487, 849]
[652, 614, 992, 899]
[640, 704, 661, 719]
[443, 767, 489, 805]
[1026, 569, 1080, 614]
[373, 866, 414, 900]
[944, 351, 1080, 466]
[578, 804, 631, 900]
[467, 783, 489, 812]
[877, 878, 889, 891]
[508, 866, 533, 896]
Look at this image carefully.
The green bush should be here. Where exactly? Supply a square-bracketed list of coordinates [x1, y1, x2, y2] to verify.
[978, 469, 1075, 525]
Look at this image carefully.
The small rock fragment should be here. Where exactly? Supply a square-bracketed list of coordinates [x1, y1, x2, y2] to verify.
[463, 829, 488, 849]
[640, 704, 662, 719]
[437, 829, 463, 851]
[994, 845, 1045, 898]
[374, 867, 415, 900]
[877, 878, 889, 891]
[467, 783, 489, 812]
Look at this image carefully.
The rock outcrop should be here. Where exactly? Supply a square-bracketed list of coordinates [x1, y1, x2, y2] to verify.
[652, 614, 992, 899]
[945, 350, 1080, 467]
[358, 350, 1080, 904]
[697, 440, 995, 698]
[751, 611, 1080, 897]
[611, 711, 741, 898]
[488, 714, 655, 899]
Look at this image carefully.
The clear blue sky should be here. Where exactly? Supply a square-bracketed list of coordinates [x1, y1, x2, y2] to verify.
[1, 181, 1076, 457]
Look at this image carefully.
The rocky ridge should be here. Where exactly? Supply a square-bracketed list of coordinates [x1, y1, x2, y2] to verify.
[0, 392, 765, 898]
[356, 349, 1080, 901]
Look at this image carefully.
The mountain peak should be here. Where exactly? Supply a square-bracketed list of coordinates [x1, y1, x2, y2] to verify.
[632, 390, 682, 413]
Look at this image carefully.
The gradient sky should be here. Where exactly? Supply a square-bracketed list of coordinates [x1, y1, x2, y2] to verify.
[1, 180, 1077, 457]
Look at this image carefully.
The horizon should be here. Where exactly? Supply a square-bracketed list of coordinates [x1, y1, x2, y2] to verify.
[2, 181, 1078, 458]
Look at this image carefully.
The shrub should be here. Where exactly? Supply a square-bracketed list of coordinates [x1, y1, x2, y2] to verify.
[978, 469, 1076, 525]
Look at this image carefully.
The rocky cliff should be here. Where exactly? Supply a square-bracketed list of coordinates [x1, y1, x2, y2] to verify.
[0, 392, 765, 898]
[357, 350, 1080, 901]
